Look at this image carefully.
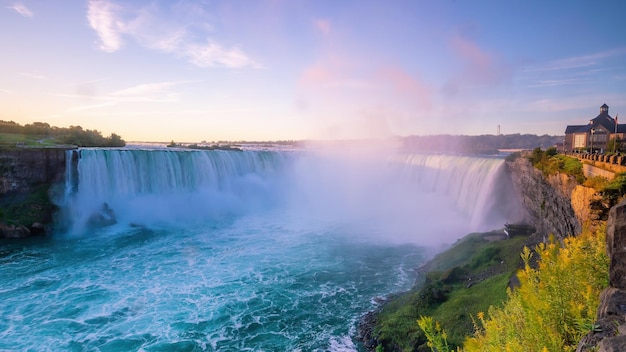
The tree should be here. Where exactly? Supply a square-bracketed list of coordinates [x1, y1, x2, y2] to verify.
[607, 136, 622, 154]
[23, 122, 52, 135]
[107, 133, 125, 147]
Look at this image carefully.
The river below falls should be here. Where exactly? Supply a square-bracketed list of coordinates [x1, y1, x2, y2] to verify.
[0, 211, 426, 351]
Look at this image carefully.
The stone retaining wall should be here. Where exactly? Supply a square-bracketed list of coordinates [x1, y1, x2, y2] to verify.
[572, 153, 626, 177]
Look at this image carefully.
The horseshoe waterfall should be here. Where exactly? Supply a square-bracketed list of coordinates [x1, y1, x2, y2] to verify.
[0, 148, 524, 351]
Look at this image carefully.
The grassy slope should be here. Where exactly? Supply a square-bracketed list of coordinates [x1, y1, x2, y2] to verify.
[0, 133, 61, 148]
[375, 231, 529, 351]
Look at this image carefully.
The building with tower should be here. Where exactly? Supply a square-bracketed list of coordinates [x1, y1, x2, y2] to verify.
[564, 104, 624, 153]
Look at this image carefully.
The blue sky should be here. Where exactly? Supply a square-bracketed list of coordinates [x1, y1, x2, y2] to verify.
[1, 0, 625, 142]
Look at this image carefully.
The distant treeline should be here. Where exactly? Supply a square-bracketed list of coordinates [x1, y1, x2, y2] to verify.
[0, 120, 125, 147]
[399, 134, 562, 154]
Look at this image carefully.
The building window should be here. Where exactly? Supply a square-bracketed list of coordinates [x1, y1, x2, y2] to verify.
[574, 134, 586, 148]
[593, 130, 608, 143]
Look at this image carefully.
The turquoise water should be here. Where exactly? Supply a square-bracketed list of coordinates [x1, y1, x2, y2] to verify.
[0, 214, 423, 351]
[0, 149, 523, 351]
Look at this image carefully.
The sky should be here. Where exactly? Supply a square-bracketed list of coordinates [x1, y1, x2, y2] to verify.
[1, 0, 626, 142]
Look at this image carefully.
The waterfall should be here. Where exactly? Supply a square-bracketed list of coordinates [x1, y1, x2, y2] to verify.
[392, 153, 523, 229]
[62, 148, 290, 233]
[60, 148, 523, 243]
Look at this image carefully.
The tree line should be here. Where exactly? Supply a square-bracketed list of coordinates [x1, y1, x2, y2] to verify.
[400, 133, 562, 154]
[0, 120, 125, 147]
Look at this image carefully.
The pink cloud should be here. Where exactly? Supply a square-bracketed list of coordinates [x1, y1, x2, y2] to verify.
[297, 54, 355, 88]
[7, 3, 33, 18]
[451, 36, 492, 70]
[375, 67, 432, 110]
[313, 18, 332, 36]
[446, 35, 510, 91]
[299, 63, 334, 86]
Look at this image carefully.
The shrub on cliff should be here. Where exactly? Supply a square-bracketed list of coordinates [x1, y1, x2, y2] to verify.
[528, 147, 585, 183]
[419, 228, 609, 352]
[585, 173, 626, 221]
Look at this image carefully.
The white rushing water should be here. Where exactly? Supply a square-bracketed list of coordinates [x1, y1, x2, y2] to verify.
[0, 148, 524, 351]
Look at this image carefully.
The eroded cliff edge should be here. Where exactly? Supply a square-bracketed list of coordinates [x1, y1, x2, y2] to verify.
[0, 148, 72, 237]
[506, 155, 599, 242]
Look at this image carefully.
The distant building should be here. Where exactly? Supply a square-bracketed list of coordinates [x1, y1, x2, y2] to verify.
[564, 104, 624, 153]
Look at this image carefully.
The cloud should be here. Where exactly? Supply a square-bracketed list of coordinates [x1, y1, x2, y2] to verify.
[313, 18, 332, 36]
[185, 41, 258, 68]
[19, 72, 47, 80]
[86, 0, 258, 68]
[299, 62, 336, 87]
[297, 54, 434, 138]
[519, 48, 626, 89]
[447, 35, 510, 87]
[524, 48, 626, 73]
[66, 101, 117, 113]
[376, 67, 432, 110]
[110, 81, 192, 100]
[298, 55, 370, 89]
[87, 0, 125, 52]
[0, 89, 10, 94]
[526, 98, 596, 113]
[526, 78, 588, 88]
[59, 80, 196, 103]
[7, 3, 33, 18]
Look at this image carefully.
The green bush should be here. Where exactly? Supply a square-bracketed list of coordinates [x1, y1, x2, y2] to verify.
[528, 148, 585, 183]
[418, 229, 608, 352]
[376, 233, 529, 350]
[463, 229, 608, 352]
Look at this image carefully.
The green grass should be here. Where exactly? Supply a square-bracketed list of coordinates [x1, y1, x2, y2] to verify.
[421, 233, 490, 272]
[430, 273, 510, 347]
[374, 232, 529, 351]
[0, 133, 61, 148]
[528, 148, 585, 184]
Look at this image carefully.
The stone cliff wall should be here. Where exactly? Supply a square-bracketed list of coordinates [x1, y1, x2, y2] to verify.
[0, 148, 72, 237]
[506, 157, 583, 242]
[0, 148, 69, 196]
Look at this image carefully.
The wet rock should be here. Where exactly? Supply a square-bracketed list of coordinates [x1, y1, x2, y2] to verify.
[87, 202, 117, 228]
[356, 311, 379, 351]
[0, 223, 31, 238]
[30, 222, 45, 236]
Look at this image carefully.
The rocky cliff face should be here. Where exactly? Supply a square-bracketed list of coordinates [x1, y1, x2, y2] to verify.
[0, 148, 72, 237]
[0, 149, 69, 195]
[506, 156, 587, 242]
[577, 199, 626, 352]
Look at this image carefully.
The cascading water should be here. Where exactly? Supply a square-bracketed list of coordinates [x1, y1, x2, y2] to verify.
[61, 148, 289, 233]
[0, 148, 524, 351]
[392, 153, 523, 230]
